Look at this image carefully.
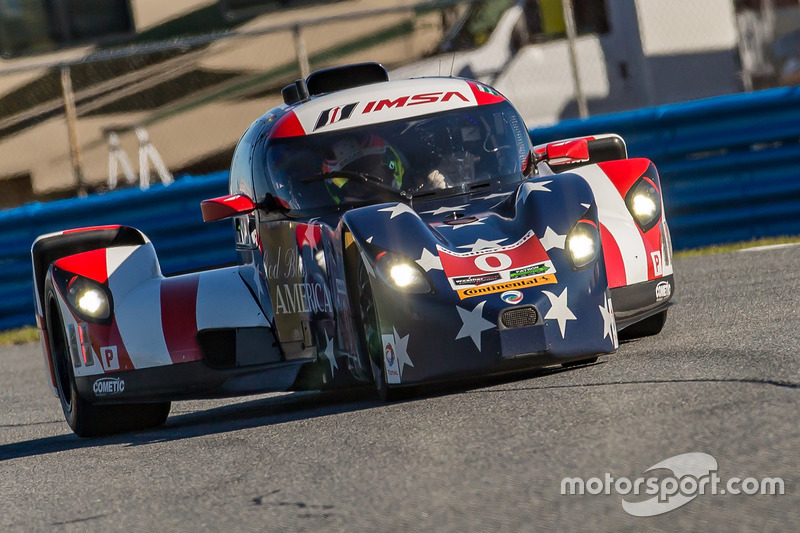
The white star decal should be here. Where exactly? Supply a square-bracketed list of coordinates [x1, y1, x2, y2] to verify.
[378, 203, 416, 219]
[456, 301, 495, 351]
[478, 192, 511, 201]
[303, 223, 319, 249]
[360, 251, 375, 277]
[581, 203, 591, 209]
[457, 237, 508, 253]
[543, 287, 576, 338]
[322, 332, 337, 375]
[539, 226, 566, 251]
[446, 217, 486, 230]
[422, 204, 468, 216]
[599, 296, 618, 348]
[366, 236, 374, 244]
[416, 248, 443, 271]
[522, 180, 553, 202]
[392, 326, 414, 377]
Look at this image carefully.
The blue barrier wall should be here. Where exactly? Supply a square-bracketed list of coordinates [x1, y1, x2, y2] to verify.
[3, 86, 800, 330]
[0, 171, 234, 330]
[529, 85, 800, 250]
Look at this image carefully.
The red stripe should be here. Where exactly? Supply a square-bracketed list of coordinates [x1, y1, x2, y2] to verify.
[271, 111, 306, 138]
[600, 223, 627, 288]
[160, 276, 201, 364]
[88, 320, 135, 372]
[54, 248, 109, 283]
[598, 158, 651, 197]
[63, 225, 121, 234]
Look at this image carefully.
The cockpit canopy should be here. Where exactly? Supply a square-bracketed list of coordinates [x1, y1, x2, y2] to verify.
[259, 100, 533, 212]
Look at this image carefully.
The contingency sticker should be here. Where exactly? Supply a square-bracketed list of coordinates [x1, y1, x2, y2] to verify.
[437, 230, 557, 300]
[382, 334, 401, 384]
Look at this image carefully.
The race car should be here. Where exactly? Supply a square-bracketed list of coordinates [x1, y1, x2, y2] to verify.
[31, 63, 674, 437]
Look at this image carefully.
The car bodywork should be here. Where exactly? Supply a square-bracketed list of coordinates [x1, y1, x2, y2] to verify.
[31, 63, 673, 436]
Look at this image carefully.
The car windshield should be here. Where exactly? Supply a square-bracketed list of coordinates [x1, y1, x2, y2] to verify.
[263, 101, 532, 211]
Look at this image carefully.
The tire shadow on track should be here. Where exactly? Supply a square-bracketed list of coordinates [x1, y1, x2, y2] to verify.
[0, 360, 601, 462]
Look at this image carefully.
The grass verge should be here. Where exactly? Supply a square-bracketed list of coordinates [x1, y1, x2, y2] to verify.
[0, 326, 39, 346]
[674, 235, 800, 258]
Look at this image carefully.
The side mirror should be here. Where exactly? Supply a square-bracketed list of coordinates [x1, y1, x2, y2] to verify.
[201, 195, 257, 222]
[540, 139, 590, 166]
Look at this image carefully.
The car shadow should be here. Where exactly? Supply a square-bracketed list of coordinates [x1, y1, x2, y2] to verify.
[0, 361, 598, 462]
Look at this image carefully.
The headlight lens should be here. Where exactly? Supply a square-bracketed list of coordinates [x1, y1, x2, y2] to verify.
[66, 277, 111, 321]
[566, 220, 600, 269]
[626, 177, 662, 232]
[375, 252, 431, 293]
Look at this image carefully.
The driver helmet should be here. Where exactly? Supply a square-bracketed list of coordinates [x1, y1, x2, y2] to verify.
[322, 134, 405, 202]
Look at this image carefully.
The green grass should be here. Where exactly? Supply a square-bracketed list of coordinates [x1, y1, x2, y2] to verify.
[0, 326, 39, 346]
[674, 235, 800, 258]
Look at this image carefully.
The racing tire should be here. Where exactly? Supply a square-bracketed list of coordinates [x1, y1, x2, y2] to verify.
[356, 260, 410, 402]
[561, 357, 599, 368]
[619, 310, 668, 340]
[45, 285, 170, 438]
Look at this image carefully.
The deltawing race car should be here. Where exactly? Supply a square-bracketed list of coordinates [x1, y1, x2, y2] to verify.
[31, 63, 674, 437]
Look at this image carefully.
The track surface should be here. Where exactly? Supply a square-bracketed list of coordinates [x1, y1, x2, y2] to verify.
[1, 248, 798, 531]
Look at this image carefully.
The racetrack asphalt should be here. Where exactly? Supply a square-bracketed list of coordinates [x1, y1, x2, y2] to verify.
[1, 246, 798, 531]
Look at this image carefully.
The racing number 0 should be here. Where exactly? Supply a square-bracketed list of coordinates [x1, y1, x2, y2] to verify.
[474, 253, 512, 272]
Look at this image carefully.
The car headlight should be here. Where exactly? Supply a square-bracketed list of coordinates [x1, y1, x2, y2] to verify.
[566, 219, 600, 269]
[66, 276, 112, 321]
[375, 251, 431, 293]
[625, 177, 662, 232]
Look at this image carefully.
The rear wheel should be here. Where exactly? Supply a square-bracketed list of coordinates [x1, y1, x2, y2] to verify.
[46, 286, 170, 438]
[619, 310, 668, 340]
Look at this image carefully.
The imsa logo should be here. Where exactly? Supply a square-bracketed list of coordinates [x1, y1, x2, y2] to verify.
[93, 377, 125, 397]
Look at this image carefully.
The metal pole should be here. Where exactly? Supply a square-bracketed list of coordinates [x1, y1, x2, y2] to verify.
[292, 24, 311, 79]
[60, 66, 86, 196]
[562, 0, 588, 119]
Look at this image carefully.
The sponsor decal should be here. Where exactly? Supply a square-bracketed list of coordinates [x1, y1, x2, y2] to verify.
[274, 282, 333, 314]
[362, 91, 470, 114]
[651, 251, 663, 277]
[437, 230, 556, 298]
[453, 273, 502, 286]
[100, 345, 119, 371]
[384, 343, 396, 367]
[457, 275, 557, 300]
[382, 335, 400, 384]
[93, 377, 125, 397]
[314, 102, 358, 131]
[656, 280, 671, 302]
[501, 290, 523, 304]
[510, 263, 550, 279]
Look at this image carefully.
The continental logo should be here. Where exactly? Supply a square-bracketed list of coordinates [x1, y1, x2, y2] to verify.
[457, 275, 557, 300]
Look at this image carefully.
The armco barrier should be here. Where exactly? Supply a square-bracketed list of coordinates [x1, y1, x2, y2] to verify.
[4, 86, 800, 330]
[529, 85, 800, 249]
[0, 171, 234, 330]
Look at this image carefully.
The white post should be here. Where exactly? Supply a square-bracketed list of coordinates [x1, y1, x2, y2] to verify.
[107, 131, 137, 189]
[562, 0, 589, 119]
[136, 127, 173, 190]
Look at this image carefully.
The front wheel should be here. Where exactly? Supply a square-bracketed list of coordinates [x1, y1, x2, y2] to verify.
[355, 260, 411, 402]
[46, 287, 170, 438]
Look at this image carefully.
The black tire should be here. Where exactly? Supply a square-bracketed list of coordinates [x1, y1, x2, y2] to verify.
[561, 357, 599, 368]
[355, 260, 410, 402]
[619, 310, 668, 340]
[45, 285, 170, 438]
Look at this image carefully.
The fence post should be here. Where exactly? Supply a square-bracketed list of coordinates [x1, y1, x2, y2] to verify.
[293, 24, 311, 79]
[60, 65, 86, 196]
[562, 0, 588, 119]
